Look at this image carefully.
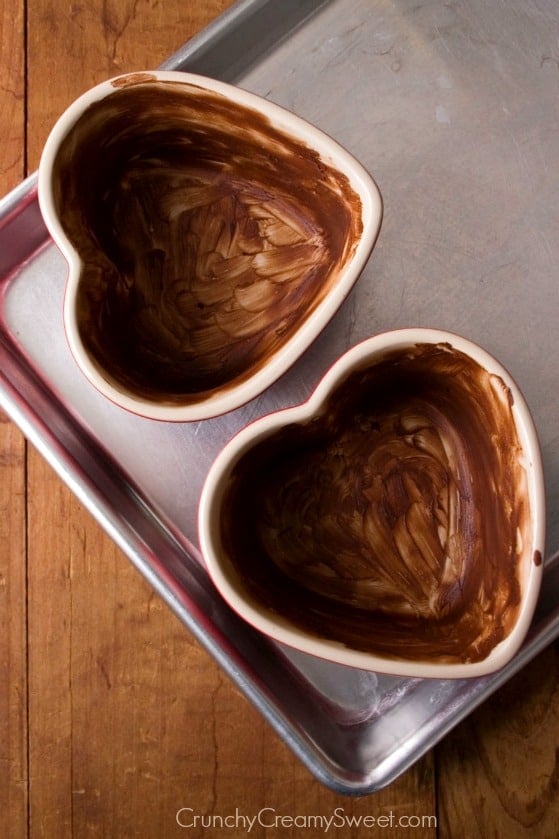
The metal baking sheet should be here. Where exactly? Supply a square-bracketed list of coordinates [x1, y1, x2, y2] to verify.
[1, 0, 559, 795]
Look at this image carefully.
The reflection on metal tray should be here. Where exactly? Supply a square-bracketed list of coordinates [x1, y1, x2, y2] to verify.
[1, 0, 559, 795]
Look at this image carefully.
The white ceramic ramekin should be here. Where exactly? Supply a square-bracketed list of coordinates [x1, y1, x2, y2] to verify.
[199, 328, 545, 678]
[38, 70, 382, 421]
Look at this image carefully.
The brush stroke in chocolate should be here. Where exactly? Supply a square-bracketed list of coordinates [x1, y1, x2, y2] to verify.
[50, 78, 363, 404]
[220, 342, 532, 665]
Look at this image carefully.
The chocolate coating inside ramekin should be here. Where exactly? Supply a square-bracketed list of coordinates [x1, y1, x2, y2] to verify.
[220, 343, 532, 665]
[51, 79, 363, 404]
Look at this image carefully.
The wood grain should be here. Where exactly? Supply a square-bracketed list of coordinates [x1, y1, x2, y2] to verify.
[0, 1, 27, 837]
[1, 1, 558, 837]
[0, 409, 27, 839]
[437, 647, 559, 838]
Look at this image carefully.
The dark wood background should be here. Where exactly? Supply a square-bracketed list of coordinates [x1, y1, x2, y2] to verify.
[1, 2, 559, 836]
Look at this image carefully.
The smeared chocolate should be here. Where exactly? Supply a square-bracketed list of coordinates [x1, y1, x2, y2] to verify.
[533, 550, 543, 567]
[220, 343, 532, 665]
[51, 80, 363, 403]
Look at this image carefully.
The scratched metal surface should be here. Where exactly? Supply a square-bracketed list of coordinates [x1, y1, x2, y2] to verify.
[1, 0, 559, 793]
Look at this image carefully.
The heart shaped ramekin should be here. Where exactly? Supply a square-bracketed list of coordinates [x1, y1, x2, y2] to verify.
[199, 329, 546, 678]
[37, 70, 382, 421]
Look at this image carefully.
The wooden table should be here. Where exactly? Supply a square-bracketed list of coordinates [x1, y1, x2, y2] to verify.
[1, 2, 559, 836]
